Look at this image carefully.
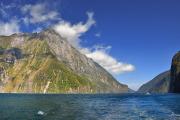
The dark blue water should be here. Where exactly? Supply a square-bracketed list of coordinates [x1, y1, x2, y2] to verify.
[0, 94, 180, 120]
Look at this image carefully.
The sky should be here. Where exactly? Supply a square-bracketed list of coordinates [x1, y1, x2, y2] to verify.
[0, 0, 180, 90]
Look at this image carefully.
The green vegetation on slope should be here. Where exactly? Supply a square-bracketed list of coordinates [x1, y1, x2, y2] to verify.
[0, 30, 128, 93]
[0, 37, 94, 93]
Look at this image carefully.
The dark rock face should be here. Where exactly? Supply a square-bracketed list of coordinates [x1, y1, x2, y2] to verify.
[138, 71, 170, 93]
[0, 48, 22, 64]
[5, 48, 22, 59]
[169, 51, 180, 93]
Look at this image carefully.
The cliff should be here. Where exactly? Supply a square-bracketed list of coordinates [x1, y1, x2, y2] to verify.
[0, 29, 128, 93]
[169, 51, 180, 93]
[138, 71, 170, 93]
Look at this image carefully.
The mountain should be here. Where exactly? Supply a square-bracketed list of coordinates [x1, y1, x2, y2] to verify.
[138, 51, 180, 94]
[0, 29, 128, 93]
[138, 71, 170, 93]
[169, 51, 180, 93]
[128, 88, 135, 93]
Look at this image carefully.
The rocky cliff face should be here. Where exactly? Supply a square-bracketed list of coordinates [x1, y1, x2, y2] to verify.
[138, 71, 170, 93]
[0, 29, 128, 93]
[138, 51, 180, 94]
[169, 51, 180, 93]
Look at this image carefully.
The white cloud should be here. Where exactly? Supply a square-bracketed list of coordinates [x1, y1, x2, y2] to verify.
[22, 3, 59, 23]
[81, 46, 135, 74]
[53, 12, 135, 74]
[54, 12, 95, 48]
[0, 20, 20, 36]
[0, 3, 20, 36]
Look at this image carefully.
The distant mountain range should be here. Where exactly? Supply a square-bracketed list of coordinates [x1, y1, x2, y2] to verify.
[138, 71, 170, 93]
[0, 29, 128, 93]
[138, 51, 180, 93]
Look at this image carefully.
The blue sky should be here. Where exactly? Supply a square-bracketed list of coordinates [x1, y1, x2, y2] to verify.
[0, 0, 180, 90]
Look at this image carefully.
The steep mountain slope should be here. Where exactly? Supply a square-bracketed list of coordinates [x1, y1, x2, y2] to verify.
[169, 51, 180, 93]
[0, 29, 128, 93]
[138, 71, 170, 93]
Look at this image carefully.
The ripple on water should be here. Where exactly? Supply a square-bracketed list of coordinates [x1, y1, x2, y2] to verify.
[0, 94, 180, 120]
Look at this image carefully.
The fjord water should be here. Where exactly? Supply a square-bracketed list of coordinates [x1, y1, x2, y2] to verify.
[0, 94, 180, 120]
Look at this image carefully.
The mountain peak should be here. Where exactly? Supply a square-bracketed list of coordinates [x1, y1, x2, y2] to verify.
[0, 29, 128, 93]
[41, 28, 56, 34]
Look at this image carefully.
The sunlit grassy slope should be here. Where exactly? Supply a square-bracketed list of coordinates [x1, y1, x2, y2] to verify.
[0, 36, 94, 93]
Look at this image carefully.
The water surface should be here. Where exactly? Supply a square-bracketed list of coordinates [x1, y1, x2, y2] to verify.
[0, 93, 180, 120]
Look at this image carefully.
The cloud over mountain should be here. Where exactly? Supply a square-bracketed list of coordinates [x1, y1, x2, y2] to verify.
[21, 3, 59, 23]
[0, 20, 20, 36]
[0, 1, 135, 74]
[82, 46, 135, 74]
[53, 12, 135, 74]
[54, 12, 95, 48]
